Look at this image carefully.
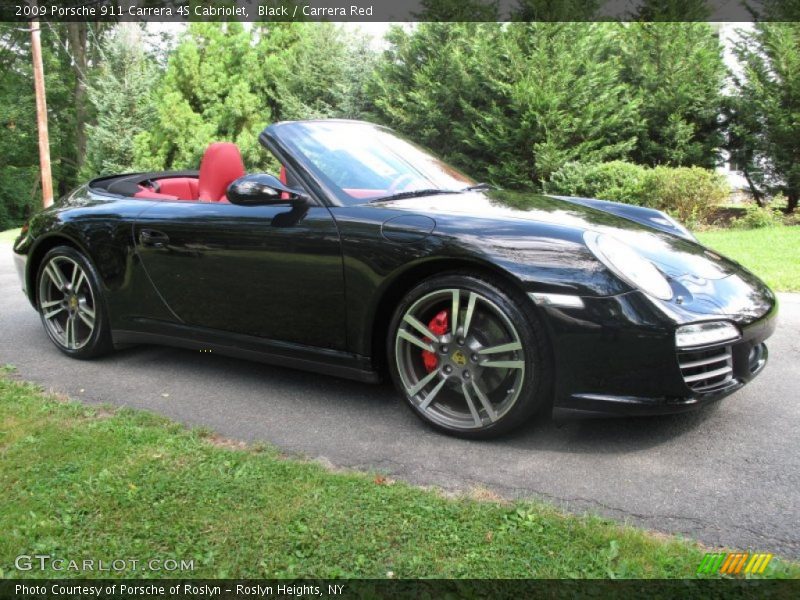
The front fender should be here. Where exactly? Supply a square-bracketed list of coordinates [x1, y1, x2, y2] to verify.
[554, 195, 696, 241]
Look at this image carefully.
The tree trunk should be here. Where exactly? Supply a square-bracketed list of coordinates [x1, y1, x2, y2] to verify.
[787, 191, 798, 214]
[66, 23, 88, 171]
[742, 168, 764, 207]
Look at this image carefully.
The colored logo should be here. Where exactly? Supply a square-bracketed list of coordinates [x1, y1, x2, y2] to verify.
[451, 350, 467, 367]
[697, 552, 773, 575]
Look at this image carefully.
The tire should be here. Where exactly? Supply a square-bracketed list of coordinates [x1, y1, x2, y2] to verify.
[36, 245, 113, 360]
[387, 272, 552, 438]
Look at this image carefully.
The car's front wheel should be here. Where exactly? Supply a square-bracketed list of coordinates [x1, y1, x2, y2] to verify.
[36, 246, 113, 359]
[388, 273, 551, 438]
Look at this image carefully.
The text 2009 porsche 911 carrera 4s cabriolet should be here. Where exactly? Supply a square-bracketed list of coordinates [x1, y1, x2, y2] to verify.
[12, 120, 777, 437]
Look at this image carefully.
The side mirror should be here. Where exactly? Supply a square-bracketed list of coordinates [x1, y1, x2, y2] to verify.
[227, 174, 310, 206]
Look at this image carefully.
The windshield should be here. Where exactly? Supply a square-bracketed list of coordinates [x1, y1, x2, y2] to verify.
[269, 121, 475, 205]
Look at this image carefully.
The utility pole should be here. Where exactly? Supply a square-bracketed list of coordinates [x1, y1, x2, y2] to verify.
[31, 18, 54, 208]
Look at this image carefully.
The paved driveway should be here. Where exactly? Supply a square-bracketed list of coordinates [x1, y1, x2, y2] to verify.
[1, 243, 798, 558]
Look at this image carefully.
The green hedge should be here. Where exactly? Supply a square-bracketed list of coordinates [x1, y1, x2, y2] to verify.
[545, 161, 729, 226]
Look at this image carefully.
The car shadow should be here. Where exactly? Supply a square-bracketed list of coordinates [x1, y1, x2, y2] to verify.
[492, 402, 724, 455]
[106, 343, 397, 410]
[103, 343, 724, 456]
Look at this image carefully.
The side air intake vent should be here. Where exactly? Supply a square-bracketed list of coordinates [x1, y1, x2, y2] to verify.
[678, 345, 735, 393]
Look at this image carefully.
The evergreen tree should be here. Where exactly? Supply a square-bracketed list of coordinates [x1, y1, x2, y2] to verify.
[135, 23, 374, 172]
[512, 0, 601, 21]
[732, 23, 800, 212]
[367, 23, 504, 178]
[82, 25, 158, 177]
[414, 0, 500, 21]
[471, 23, 640, 185]
[134, 22, 265, 171]
[369, 23, 640, 187]
[614, 22, 726, 168]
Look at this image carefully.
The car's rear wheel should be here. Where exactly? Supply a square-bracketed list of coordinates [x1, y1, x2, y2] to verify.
[387, 273, 551, 438]
[37, 246, 113, 359]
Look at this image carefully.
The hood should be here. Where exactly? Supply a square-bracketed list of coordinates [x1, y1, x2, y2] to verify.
[375, 189, 775, 321]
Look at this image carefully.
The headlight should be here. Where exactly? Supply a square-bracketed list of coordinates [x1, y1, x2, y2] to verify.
[675, 321, 740, 348]
[584, 231, 673, 300]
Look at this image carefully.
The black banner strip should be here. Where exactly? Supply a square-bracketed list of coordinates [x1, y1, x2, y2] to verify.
[0, 0, 797, 23]
[2, 579, 800, 600]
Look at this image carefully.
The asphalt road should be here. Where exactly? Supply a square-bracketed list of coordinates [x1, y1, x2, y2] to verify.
[1, 243, 798, 558]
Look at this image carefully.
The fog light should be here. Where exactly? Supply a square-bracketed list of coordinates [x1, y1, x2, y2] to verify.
[675, 321, 740, 348]
[748, 343, 767, 373]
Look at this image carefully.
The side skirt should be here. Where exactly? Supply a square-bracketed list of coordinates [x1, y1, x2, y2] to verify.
[112, 319, 380, 384]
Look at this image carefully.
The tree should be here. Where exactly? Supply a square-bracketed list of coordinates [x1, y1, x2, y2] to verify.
[0, 29, 39, 229]
[133, 23, 265, 171]
[81, 25, 158, 178]
[369, 23, 640, 187]
[473, 23, 640, 185]
[66, 23, 88, 171]
[135, 23, 375, 172]
[629, 0, 712, 21]
[613, 22, 726, 168]
[732, 23, 800, 212]
[512, 0, 600, 21]
[367, 23, 503, 178]
[0, 22, 88, 226]
[414, 0, 499, 21]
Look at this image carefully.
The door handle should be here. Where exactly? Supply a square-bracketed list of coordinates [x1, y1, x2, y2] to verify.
[139, 229, 170, 248]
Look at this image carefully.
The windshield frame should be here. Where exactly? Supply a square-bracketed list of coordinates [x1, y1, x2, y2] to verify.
[261, 119, 476, 207]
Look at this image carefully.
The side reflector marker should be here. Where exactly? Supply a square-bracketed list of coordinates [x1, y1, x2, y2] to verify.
[529, 293, 585, 309]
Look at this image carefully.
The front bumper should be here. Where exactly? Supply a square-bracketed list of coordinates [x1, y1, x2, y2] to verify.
[541, 290, 777, 417]
[12, 240, 28, 297]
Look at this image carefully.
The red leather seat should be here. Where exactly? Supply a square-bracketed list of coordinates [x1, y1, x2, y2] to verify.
[197, 142, 245, 202]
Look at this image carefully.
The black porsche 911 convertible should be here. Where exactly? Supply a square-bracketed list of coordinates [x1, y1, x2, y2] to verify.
[12, 119, 777, 437]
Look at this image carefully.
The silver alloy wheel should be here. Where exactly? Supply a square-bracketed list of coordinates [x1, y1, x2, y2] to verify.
[395, 288, 527, 430]
[38, 256, 97, 351]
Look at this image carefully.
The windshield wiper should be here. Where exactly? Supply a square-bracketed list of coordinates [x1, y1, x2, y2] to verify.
[463, 182, 492, 191]
[369, 188, 462, 203]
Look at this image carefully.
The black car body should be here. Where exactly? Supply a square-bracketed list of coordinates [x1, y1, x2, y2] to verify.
[12, 120, 777, 436]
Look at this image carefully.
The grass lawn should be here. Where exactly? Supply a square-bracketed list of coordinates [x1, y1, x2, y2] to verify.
[0, 227, 20, 244]
[696, 226, 800, 292]
[1, 373, 798, 579]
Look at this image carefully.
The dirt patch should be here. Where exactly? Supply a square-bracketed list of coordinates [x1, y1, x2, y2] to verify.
[705, 205, 747, 228]
[204, 433, 249, 451]
[469, 485, 509, 504]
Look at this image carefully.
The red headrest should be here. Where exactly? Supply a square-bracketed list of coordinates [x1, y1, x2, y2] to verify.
[198, 142, 245, 202]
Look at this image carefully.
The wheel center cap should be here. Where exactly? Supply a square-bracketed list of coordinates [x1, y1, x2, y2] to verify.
[69, 295, 78, 311]
[451, 350, 467, 367]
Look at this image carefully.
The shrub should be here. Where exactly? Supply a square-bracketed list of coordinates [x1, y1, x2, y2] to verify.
[545, 161, 729, 227]
[731, 203, 785, 229]
[640, 166, 730, 227]
[544, 161, 649, 205]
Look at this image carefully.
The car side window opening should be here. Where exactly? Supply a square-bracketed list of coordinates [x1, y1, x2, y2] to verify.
[92, 141, 306, 205]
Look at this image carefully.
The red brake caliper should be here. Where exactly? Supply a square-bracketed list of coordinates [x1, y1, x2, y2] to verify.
[422, 310, 449, 373]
